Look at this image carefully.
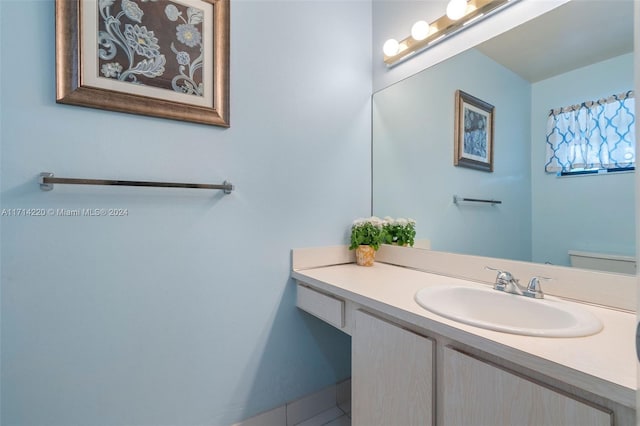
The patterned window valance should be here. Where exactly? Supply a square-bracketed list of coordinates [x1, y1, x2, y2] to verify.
[545, 91, 635, 173]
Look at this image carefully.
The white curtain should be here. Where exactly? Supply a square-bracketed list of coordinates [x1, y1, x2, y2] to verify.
[545, 91, 635, 173]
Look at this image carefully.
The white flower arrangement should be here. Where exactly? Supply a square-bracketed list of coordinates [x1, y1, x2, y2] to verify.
[349, 216, 386, 250]
[382, 216, 416, 246]
[349, 216, 417, 250]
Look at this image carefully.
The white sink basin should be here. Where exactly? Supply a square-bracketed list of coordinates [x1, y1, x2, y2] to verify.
[415, 285, 603, 337]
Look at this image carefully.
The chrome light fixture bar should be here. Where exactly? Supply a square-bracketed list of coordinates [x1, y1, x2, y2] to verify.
[383, 0, 514, 66]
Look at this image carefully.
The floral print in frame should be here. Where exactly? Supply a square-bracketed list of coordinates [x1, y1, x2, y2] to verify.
[98, 0, 205, 97]
[55, 0, 229, 127]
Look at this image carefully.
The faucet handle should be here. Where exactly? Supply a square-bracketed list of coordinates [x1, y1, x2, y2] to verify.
[525, 276, 551, 298]
[485, 266, 514, 284]
[484, 266, 518, 292]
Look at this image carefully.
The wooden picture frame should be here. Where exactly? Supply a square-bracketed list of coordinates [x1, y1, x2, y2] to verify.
[454, 90, 494, 172]
[56, 0, 229, 127]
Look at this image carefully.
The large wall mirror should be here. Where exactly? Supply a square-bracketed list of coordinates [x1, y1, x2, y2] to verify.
[372, 0, 635, 274]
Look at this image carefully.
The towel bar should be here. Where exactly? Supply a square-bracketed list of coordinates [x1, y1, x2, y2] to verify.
[453, 195, 501, 205]
[39, 172, 234, 194]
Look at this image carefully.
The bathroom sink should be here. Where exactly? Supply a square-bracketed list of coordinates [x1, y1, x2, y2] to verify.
[414, 285, 603, 337]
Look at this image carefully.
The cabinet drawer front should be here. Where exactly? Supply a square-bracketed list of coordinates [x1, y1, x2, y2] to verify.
[296, 284, 344, 329]
[443, 347, 612, 426]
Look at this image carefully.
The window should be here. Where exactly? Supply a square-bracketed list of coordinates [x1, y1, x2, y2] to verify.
[545, 91, 635, 174]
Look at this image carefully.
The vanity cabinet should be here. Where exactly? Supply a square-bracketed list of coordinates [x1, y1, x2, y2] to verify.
[294, 280, 634, 426]
[442, 347, 612, 426]
[352, 309, 434, 426]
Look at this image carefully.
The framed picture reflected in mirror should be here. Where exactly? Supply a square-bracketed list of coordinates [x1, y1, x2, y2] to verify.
[454, 90, 494, 172]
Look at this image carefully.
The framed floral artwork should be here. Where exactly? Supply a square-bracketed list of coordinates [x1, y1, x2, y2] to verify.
[454, 90, 494, 172]
[56, 0, 229, 127]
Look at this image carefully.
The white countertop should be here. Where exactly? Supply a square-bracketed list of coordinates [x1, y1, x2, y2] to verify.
[292, 261, 637, 409]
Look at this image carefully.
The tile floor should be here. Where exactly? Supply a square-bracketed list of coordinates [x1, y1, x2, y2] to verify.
[295, 399, 351, 426]
[232, 380, 351, 426]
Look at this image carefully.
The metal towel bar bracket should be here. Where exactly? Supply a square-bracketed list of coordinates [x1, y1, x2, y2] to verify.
[453, 195, 501, 205]
[39, 172, 234, 194]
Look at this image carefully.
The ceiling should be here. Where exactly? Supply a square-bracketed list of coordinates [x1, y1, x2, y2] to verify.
[475, 0, 634, 83]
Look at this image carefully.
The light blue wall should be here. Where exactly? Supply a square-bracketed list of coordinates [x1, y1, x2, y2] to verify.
[0, 1, 371, 424]
[531, 53, 635, 266]
[373, 48, 532, 261]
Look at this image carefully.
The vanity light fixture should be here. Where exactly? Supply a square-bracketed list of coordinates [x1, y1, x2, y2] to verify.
[446, 0, 468, 20]
[383, 38, 401, 57]
[411, 20, 431, 41]
[383, 0, 515, 66]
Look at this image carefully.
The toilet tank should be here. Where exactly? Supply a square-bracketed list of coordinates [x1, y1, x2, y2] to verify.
[568, 250, 636, 274]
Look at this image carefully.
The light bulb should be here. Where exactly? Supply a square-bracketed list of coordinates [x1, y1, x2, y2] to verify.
[446, 0, 468, 20]
[411, 20, 430, 41]
[383, 38, 400, 57]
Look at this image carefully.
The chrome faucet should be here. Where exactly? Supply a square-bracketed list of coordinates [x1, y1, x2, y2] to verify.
[485, 266, 550, 299]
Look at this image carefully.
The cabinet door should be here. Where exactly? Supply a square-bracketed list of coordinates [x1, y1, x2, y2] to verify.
[442, 347, 612, 426]
[352, 310, 434, 426]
